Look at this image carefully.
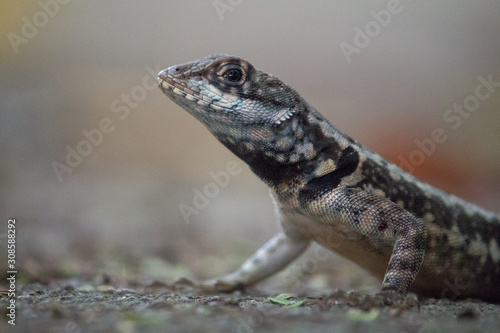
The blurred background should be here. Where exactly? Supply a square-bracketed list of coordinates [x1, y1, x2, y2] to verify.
[1, 0, 499, 295]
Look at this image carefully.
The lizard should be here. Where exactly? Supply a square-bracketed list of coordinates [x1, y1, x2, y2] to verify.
[157, 54, 500, 302]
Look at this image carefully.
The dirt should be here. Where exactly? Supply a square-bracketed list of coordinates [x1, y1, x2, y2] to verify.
[2, 283, 500, 333]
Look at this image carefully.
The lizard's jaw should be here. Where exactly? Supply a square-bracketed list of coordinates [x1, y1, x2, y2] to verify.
[157, 69, 208, 106]
[158, 68, 244, 120]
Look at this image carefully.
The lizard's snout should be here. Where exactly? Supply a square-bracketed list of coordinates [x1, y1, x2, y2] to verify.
[157, 69, 174, 94]
[157, 69, 168, 82]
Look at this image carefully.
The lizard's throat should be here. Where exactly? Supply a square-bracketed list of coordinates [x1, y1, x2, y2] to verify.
[214, 131, 321, 186]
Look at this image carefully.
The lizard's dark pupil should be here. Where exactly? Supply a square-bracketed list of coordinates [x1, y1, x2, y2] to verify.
[225, 69, 242, 82]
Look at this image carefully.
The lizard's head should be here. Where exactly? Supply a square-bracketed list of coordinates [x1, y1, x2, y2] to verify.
[158, 54, 302, 126]
[158, 54, 323, 182]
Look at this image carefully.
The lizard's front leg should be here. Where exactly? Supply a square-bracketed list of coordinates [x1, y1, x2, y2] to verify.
[176, 232, 310, 293]
[300, 185, 427, 295]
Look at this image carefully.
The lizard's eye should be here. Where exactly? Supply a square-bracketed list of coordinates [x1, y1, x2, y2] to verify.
[223, 68, 242, 82]
[220, 65, 246, 86]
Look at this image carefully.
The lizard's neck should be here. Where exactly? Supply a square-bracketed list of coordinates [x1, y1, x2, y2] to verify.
[215, 102, 354, 187]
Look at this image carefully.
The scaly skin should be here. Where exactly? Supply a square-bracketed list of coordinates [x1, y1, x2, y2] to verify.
[157, 54, 500, 301]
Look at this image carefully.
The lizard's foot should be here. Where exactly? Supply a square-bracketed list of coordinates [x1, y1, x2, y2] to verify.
[173, 277, 245, 293]
[373, 290, 419, 309]
[326, 289, 419, 310]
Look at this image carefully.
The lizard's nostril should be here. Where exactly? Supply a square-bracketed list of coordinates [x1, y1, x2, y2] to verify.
[175, 67, 181, 72]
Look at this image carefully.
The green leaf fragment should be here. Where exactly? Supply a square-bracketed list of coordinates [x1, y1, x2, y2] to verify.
[268, 293, 304, 308]
[283, 300, 305, 308]
[346, 308, 380, 321]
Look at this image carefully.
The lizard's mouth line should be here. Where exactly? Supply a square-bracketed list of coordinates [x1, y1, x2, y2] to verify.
[157, 76, 208, 104]
[158, 74, 296, 123]
[157, 75, 230, 111]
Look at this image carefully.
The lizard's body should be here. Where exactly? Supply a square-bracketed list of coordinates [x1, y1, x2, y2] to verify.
[158, 54, 500, 301]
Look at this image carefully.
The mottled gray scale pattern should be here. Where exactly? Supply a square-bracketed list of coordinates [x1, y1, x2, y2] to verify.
[158, 54, 500, 301]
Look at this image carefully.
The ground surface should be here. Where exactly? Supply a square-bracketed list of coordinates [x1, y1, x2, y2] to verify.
[1, 283, 500, 332]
